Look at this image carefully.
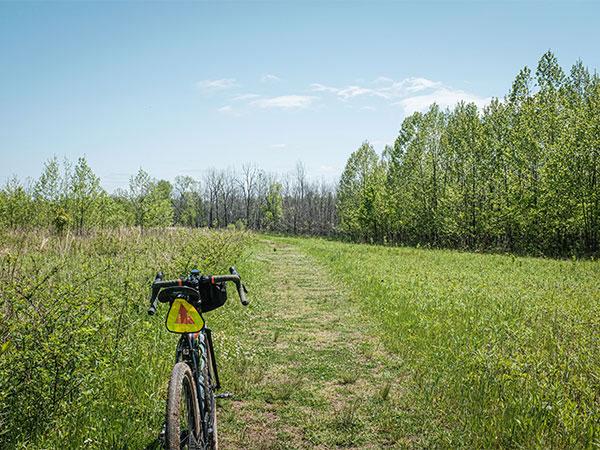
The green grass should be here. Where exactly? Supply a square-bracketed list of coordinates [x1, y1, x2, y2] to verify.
[3, 230, 598, 449]
[290, 236, 600, 449]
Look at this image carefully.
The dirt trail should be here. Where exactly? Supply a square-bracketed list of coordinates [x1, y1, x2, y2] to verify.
[218, 238, 410, 450]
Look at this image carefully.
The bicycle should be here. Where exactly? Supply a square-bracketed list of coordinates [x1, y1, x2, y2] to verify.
[147, 266, 249, 450]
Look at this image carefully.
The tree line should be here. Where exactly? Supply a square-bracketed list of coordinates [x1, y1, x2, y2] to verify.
[2, 51, 598, 256]
[0, 157, 337, 235]
[338, 51, 599, 256]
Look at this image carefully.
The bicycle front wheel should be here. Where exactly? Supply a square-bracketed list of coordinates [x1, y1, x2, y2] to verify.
[165, 362, 201, 450]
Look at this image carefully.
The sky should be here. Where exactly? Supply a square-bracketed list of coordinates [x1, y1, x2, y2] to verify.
[1, 0, 599, 192]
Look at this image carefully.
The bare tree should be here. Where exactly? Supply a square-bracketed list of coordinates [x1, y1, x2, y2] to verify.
[221, 168, 238, 227]
[239, 163, 258, 228]
[204, 169, 223, 228]
[173, 175, 194, 225]
[292, 161, 307, 233]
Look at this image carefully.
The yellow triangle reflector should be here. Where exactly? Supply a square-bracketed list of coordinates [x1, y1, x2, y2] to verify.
[166, 298, 204, 333]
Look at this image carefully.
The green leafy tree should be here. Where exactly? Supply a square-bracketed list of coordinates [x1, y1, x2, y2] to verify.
[387, 105, 447, 245]
[70, 157, 103, 233]
[560, 60, 600, 252]
[343, 51, 599, 255]
[33, 156, 63, 228]
[262, 182, 283, 230]
[338, 141, 385, 242]
[480, 98, 511, 247]
[127, 169, 173, 231]
[1, 176, 33, 229]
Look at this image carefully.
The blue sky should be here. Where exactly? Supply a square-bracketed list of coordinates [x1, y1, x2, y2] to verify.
[1, 1, 599, 192]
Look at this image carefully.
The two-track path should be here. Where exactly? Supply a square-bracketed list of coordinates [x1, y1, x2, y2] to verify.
[218, 238, 411, 450]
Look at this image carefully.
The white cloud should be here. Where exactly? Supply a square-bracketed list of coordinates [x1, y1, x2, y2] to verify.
[402, 77, 444, 93]
[311, 82, 387, 100]
[361, 106, 377, 111]
[311, 84, 385, 100]
[311, 77, 447, 100]
[311, 77, 490, 113]
[396, 88, 492, 114]
[270, 143, 286, 149]
[310, 83, 340, 93]
[196, 78, 238, 90]
[330, 78, 444, 100]
[233, 93, 260, 101]
[261, 74, 280, 82]
[374, 76, 393, 84]
[337, 85, 383, 100]
[252, 95, 317, 109]
[217, 105, 233, 113]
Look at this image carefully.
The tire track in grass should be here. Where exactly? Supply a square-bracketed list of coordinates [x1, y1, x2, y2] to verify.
[218, 238, 415, 449]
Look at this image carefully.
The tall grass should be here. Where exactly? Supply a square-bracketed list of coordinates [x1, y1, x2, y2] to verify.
[293, 237, 600, 449]
[0, 227, 253, 450]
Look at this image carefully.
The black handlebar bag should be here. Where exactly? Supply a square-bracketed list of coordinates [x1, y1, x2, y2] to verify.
[198, 282, 227, 312]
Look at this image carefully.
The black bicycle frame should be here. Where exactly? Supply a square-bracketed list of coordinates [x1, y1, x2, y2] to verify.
[204, 328, 221, 390]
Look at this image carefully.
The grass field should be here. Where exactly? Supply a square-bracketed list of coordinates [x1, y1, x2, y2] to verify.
[216, 235, 600, 449]
[2, 231, 599, 449]
[291, 237, 600, 448]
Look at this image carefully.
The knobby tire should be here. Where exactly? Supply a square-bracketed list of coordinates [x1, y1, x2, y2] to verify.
[165, 362, 201, 450]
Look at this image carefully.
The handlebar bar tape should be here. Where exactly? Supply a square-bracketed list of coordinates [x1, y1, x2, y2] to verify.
[228, 266, 247, 292]
[147, 272, 164, 315]
[229, 266, 249, 306]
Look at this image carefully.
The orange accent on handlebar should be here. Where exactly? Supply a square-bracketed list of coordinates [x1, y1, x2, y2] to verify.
[211, 276, 215, 284]
[178, 279, 182, 286]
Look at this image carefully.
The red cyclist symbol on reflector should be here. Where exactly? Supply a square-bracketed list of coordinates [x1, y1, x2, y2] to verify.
[175, 304, 195, 324]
